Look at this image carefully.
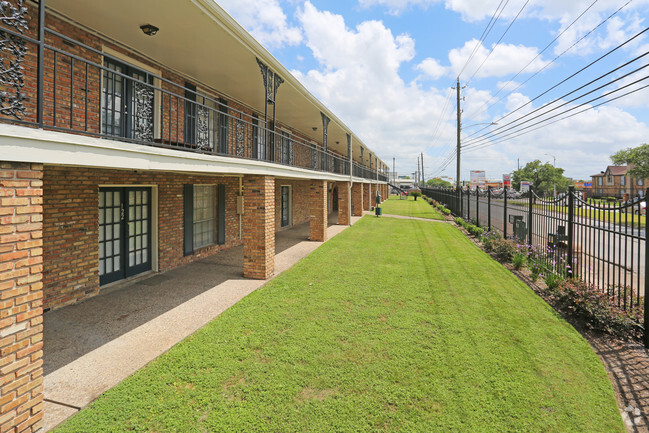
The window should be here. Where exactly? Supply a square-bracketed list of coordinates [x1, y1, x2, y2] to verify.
[621, 176, 626, 186]
[597, 177, 603, 186]
[638, 178, 644, 186]
[607, 174, 613, 185]
[193, 185, 216, 249]
[102, 58, 154, 141]
[184, 184, 225, 255]
[280, 185, 291, 227]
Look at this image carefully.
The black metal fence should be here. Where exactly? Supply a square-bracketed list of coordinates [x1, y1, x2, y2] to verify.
[423, 186, 649, 344]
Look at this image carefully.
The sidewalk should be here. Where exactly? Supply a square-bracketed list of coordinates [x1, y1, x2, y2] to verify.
[42, 214, 363, 431]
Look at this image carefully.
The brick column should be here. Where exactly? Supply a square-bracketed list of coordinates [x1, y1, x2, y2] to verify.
[337, 182, 351, 226]
[0, 162, 44, 433]
[309, 180, 327, 242]
[363, 184, 370, 211]
[352, 183, 363, 217]
[243, 175, 275, 279]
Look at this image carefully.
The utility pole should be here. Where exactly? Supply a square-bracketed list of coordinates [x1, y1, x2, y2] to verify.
[455, 78, 461, 191]
[392, 157, 395, 184]
[421, 152, 425, 187]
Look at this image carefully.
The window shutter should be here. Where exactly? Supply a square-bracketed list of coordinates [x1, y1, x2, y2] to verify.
[218, 184, 226, 245]
[184, 184, 194, 255]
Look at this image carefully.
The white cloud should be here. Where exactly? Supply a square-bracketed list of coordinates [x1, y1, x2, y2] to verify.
[448, 39, 550, 79]
[416, 58, 447, 80]
[293, 2, 451, 175]
[215, 0, 302, 48]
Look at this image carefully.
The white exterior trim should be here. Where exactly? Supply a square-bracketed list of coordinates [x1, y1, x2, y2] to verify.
[0, 125, 375, 182]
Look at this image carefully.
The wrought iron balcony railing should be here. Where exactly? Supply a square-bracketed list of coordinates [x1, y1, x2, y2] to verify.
[0, 8, 387, 182]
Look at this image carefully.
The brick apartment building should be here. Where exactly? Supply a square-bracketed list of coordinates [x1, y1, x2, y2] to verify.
[591, 165, 646, 198]
[0, 1, 389, 430]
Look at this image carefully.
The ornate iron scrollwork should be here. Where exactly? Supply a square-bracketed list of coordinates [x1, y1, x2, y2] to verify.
[273, 73, 283, 102]
[311, 143, 317, 169]
[132, 82, 154, 142]
[0, 0, 28, 119]
[236, 119, 245, 156]
[196, 106, 210, 150]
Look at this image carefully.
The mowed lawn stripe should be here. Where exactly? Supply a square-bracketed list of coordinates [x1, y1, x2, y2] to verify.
[379, 195, 445, 219]
[54, 216, 624, 433]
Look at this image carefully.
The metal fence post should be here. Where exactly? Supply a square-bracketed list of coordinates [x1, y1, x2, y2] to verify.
[476, 188, 480, 226]
[527, 187, 533, 247]
[467, 188, 471, 221]
[644, 187, 649, 348]
[487, 186, 491, 231]
[567, 186, 574, 278]
[458, 188, 462, 217]
[503, 186, 508, 239]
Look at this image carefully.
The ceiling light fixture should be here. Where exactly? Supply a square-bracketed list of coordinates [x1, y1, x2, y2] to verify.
[140, 24, 159, 36]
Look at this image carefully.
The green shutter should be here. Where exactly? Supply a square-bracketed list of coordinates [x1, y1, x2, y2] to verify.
[218, 184, 226, 245]
[184, 184, 194, 255]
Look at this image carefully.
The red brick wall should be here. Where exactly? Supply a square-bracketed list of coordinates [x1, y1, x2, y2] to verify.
[243, 176, 275, 279]
[274, 180, 310, 230]
[42, 166, 241, 310]
[0, 162, 44, 433]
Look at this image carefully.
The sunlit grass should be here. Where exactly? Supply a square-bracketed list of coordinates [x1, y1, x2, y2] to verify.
[55, 217, 624, 433]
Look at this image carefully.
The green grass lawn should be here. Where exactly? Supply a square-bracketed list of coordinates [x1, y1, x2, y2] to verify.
[54, 217, 624, 433]
[380, 195, 445, 220]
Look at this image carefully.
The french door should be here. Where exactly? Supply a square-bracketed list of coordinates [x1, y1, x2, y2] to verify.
[101, 58, 154, 141]
[99, 187, 152, 285]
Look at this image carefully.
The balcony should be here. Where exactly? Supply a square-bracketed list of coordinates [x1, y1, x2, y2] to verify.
[0, 1, 388, 182]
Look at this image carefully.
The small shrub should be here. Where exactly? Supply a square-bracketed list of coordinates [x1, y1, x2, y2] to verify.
[492, 238, 517, 262]
[544, 273, 563, 290]
[512, 252, 525, 270]
[547, 279, 642, 339]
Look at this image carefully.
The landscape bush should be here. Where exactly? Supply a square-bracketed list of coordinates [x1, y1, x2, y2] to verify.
[547, 279, 642, 339]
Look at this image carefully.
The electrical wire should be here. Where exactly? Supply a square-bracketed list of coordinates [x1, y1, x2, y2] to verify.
[463, 47, 649, 147]
[466, 0, 530, 85]
[457, 0, 509, 79]
[464, 0, 635, 123]
[463, 74, 649, 153]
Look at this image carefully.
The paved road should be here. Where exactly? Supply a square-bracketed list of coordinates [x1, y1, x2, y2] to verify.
[459, 195, 646, 300]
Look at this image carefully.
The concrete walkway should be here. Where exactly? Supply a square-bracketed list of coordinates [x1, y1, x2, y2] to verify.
[42, 214, 363, 432]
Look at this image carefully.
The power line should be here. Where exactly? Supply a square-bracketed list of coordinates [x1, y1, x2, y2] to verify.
[463, 74, 649, 153]
[466, 0, 530, 85]
[457, 0, 509, 79]
[465, 0, 635, 122]
[463, 46, 649, 147]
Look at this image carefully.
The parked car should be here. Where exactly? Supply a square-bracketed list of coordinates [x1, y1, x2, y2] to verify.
[621, 196, 646, 214]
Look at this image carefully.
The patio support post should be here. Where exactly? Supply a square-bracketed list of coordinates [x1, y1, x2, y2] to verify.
[351, 183, 363, 217]
[309, 180, 328, 242]
[337, 182, 351, 226]
[243, 175, 275, 279]
[0, 162, 44, 432]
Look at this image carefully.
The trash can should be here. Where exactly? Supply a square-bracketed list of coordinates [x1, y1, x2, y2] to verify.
[375, 206, 382, 216]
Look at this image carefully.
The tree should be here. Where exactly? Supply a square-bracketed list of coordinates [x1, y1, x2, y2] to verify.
[426, 178, 452, 188]
[512, 160, 571, 195]
[611, 143, 649, 179]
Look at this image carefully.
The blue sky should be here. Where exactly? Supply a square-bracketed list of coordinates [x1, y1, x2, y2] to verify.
[217, 0, 649, 183]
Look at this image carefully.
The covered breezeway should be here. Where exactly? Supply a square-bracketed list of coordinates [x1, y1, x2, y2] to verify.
[42, 213, 359, 431]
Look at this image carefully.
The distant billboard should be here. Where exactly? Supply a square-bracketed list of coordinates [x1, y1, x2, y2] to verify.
[520, 181, 531, 192]
[503, 174, 511, 188]
[470, 170, 486, 188]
